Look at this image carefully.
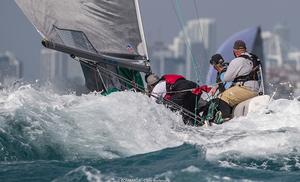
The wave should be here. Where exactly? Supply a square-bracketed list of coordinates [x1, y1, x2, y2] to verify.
[0, 84, 299, 165]
[2, 144, 300, 181]
[0, 84, 182, 161]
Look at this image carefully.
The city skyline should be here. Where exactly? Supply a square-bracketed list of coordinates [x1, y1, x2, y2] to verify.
[1, 0, 300, 81]
[0, 51, 22, 86]
[150, 18, 216, 83]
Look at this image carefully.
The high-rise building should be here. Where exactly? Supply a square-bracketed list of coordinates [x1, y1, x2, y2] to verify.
[170, 18, 216, 82]
[288, 52, 300, 71]
[151, 42, 180, 75]
[185, 18, 216, 57]
[40, 48, 85, 89]
[40, 48, 68, 82]
[262, 24, 291, 67]
[0, 51, 22, 86]
[262, 24, 300, 98]
[186, 42, 208, 82]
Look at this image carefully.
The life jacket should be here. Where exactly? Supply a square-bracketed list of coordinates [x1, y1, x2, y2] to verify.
[161, 74, 185, 100]
[233, 53, 260, 84]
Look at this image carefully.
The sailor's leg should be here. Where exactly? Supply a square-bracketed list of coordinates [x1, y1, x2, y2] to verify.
[217, 99, 232, 119]
[197, 97, 208, 114]
[219, 85, 258, 107]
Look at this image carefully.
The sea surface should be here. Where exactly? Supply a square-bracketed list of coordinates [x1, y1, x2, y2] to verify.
[0, 84, 300, 182]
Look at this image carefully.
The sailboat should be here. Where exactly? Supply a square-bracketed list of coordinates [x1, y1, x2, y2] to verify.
[15, 0, 151, 94]
[15, 0, 209, 125]
[15, 1, 270, 125]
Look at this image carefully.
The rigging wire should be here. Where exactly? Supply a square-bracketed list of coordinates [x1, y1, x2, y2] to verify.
[170, 0, 214, 101]
[192, 0, 215, 100]
[96, 64, 205, 125]
[170, 0, 201, 83]
[74, 58, 204, 125]
[193, 0, 206, 53]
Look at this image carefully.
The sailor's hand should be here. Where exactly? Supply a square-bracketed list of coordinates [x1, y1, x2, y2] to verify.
[209, 86, 218, 96]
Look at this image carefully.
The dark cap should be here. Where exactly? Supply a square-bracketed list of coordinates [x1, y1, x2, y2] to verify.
[233, 40, 247, 50]
[210, 54, 224, 65]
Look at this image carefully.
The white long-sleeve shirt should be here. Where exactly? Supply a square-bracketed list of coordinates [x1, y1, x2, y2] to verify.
[150, 81, 166, 101]
[224, 53, 259, 91]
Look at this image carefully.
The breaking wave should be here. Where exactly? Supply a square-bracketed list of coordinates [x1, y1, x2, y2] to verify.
[0, 84, 182, 161]
[0, 83, 299, 172]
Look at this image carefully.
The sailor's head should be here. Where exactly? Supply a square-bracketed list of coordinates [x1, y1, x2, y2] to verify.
[145, 73, 159, 91]
[210, 54, 224, 65]
[210, 54, 225, 72]
[233, 40, 247, 57]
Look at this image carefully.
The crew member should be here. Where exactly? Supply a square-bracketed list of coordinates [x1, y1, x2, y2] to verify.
[220, 40, 260, 107]
[146, 73, 211, 125]
[201, 54, 233, 124]
[209, 54, 232, 95]
[202, 41, 261, 125]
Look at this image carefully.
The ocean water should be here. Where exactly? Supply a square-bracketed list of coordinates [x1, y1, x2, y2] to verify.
[0, 84, 300, 182]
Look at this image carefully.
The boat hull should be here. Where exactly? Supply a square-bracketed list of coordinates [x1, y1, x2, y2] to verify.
[233, 95, 270, 117]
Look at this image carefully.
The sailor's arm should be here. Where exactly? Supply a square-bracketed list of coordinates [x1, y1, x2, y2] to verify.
[220, 73, 232, 89]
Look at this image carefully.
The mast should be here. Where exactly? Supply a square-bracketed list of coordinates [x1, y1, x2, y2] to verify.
[134, 0, 149, 61]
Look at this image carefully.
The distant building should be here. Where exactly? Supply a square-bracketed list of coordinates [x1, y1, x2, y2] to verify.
[262, 24, 300, 98]
[150, 41, 185, 75]
[150, 18, 216, 83]
[288, 52, 300, 71]
[262, 23, 297, 68]
[170, 18, 216, 82]
[149, 41, 173, 76]
[40, 48, 68, 82]
[40, 48, 85, 92]
[0, 51, 22, 86]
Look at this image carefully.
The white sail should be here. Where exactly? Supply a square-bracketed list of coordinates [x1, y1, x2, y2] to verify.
[15, 0, 149, 66]
[15, 0, 150, 92]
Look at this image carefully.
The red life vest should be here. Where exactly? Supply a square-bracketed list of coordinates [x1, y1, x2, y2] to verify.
[161, 74, 185, 100]
[162, 74, 185, 84]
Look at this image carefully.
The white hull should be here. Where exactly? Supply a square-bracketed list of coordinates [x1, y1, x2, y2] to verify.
[233, 95, 270, 117]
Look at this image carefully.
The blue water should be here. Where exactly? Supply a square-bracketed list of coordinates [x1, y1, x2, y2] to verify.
[0, 84, 300, 182]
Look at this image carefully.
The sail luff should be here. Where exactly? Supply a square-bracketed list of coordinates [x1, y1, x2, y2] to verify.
[134, 0, 149, 60]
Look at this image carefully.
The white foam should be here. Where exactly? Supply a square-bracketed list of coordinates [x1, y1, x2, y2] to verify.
[0, 85, 183, 159]
[53, 166, 104, 182]
[181, 165, 201, 173]
[177, 98, 300, 160]
[1, 85, 300, 161]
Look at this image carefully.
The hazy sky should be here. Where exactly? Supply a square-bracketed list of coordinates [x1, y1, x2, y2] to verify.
[1, 0, 300, 80]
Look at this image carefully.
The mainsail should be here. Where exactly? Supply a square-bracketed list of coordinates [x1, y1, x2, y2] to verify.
[15, 0, 150, 92]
